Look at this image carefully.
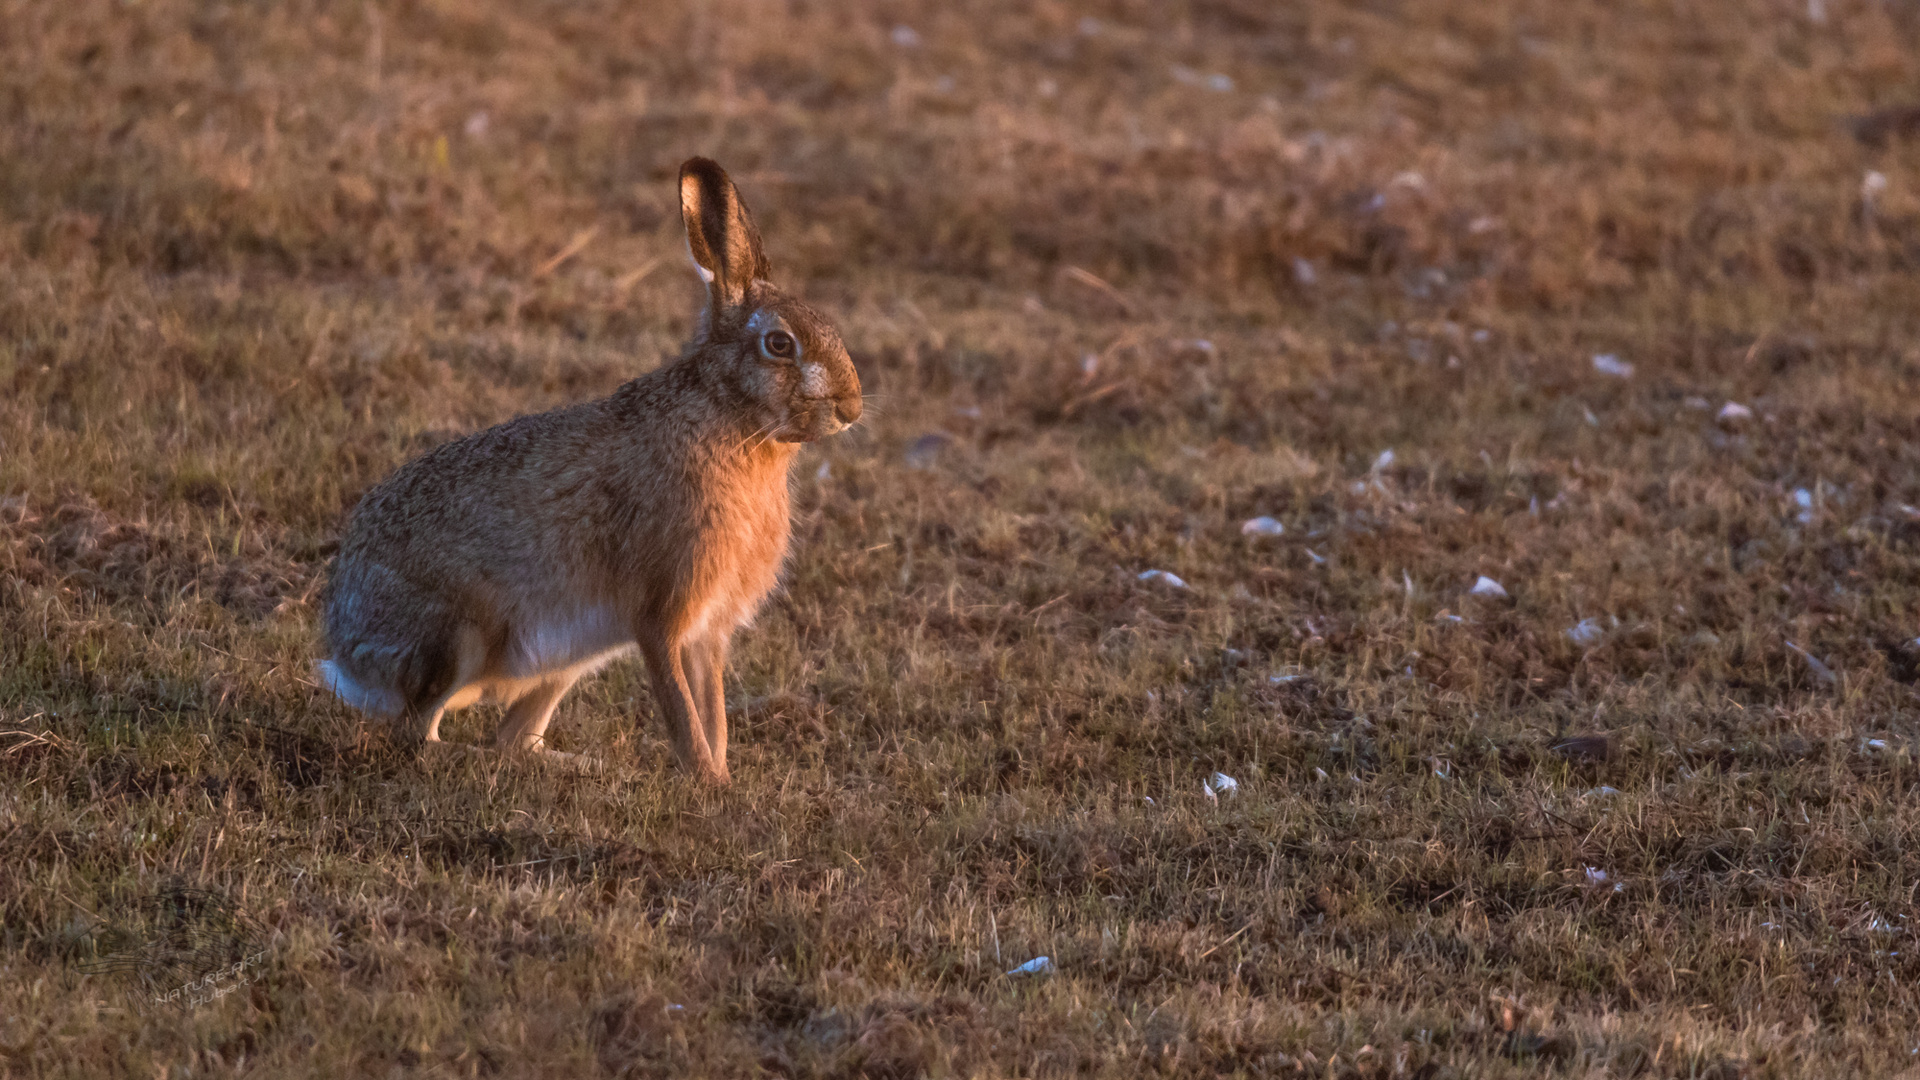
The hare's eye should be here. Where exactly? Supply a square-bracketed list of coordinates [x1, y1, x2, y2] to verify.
[762, 329, 797, 359]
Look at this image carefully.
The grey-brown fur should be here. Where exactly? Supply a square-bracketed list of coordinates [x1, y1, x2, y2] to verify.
[318, 158, 861, 784]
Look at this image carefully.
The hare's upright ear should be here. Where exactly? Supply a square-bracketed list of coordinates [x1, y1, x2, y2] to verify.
[680, 157, 770, 313]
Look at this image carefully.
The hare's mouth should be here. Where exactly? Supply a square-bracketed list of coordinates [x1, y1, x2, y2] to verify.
[776, 401, 852, 442]
[776, 420, 849, 444]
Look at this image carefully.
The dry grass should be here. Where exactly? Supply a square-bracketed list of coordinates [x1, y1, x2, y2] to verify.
[6, 0, 1920, 1075]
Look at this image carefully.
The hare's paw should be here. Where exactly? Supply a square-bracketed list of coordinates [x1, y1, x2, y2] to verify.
[415, 739, 485, 765]
[530, 746, 606, 776]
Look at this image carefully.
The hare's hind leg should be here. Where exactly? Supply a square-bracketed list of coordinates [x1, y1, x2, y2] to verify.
[491, 674, 604, 774]
[396, 624, 488, 748]
[683, 634, 731, 772]
[493, 671, 582, 754]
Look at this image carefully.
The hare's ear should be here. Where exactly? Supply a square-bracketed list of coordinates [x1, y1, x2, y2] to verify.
[680, 157, 770, 312]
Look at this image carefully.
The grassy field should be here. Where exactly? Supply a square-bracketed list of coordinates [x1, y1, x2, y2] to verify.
[6, 0, 1920, 1075]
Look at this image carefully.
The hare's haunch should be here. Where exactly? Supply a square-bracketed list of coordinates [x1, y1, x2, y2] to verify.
[317, 158, 860, 784]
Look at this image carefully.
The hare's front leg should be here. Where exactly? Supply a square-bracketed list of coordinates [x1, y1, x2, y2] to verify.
[636, 627, 726, 783]
[683, 634, 731, 774]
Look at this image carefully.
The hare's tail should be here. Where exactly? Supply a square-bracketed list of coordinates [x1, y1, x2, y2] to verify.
[317, 655, 406, 718]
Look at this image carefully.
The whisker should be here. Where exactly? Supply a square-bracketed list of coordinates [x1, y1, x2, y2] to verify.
[740, 418, 781, 453]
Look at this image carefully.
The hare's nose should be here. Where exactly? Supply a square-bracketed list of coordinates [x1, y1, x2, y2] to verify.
[834, 396, 862, 425]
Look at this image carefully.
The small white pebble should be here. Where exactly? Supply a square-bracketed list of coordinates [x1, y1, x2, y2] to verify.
[1241, 516, 1285, 537]
[1566, 618, 1606, 647]
[903, 432, 952, 469]
[1592, 353, 1634, 378]
[1784, 640, 1837, 684]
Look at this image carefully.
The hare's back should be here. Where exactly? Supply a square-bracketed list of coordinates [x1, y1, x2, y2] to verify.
[337, 405, 623, 580]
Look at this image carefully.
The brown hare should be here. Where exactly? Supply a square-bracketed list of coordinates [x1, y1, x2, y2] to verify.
[317, 157, 860, 784]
